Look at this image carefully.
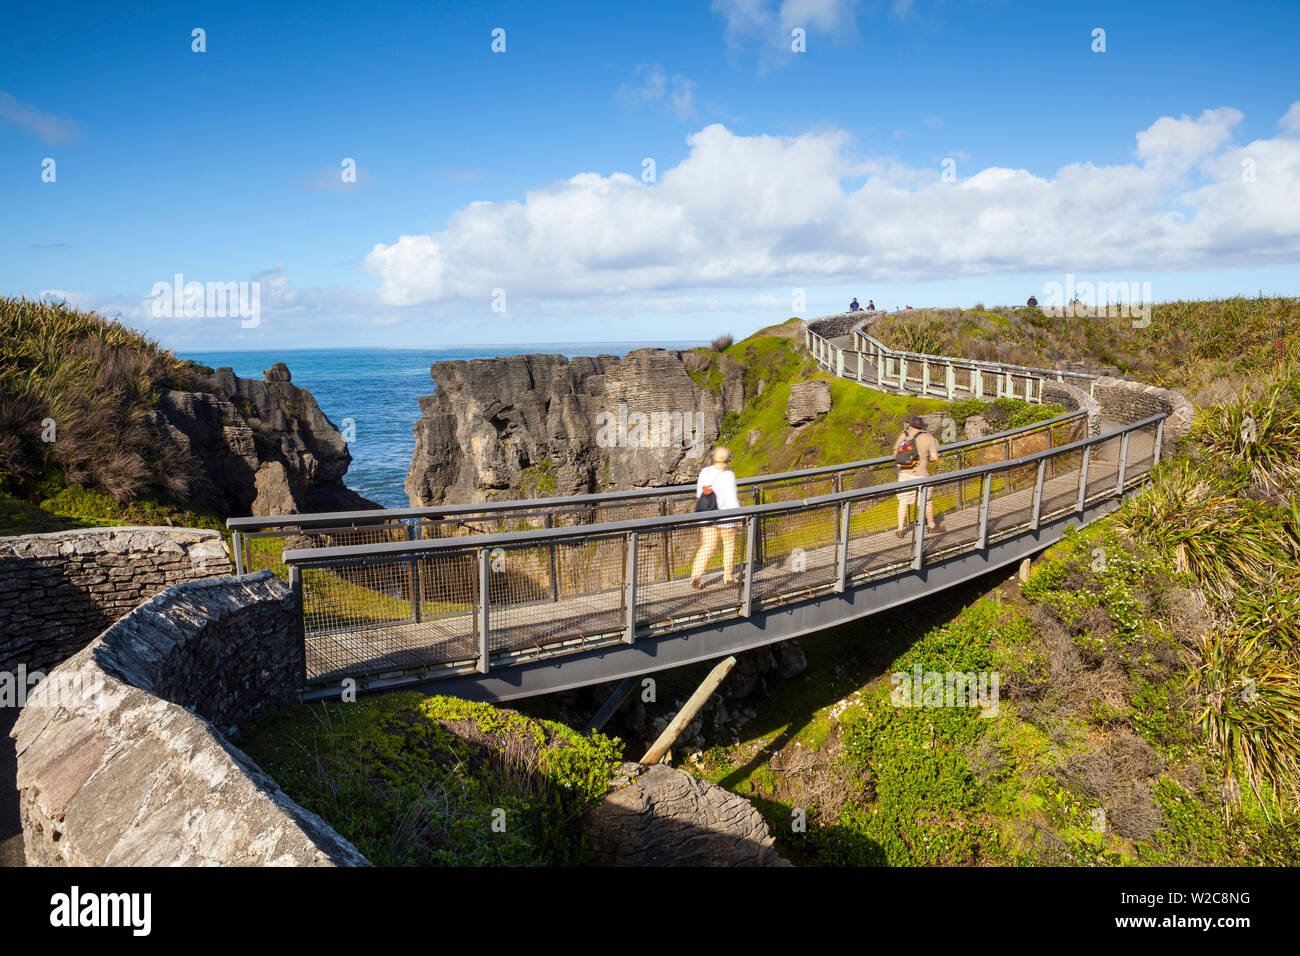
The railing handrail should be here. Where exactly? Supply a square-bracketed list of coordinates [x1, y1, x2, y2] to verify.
[836, 322, 1098, 382]
[229, 407, 1085, 532]
[283, 413, 1163, 568]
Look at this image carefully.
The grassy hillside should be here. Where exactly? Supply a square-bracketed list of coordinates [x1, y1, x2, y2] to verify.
[866, 296, 1299, 406]
[680, 319, 1055, 479]
[0, 296, 221, 536]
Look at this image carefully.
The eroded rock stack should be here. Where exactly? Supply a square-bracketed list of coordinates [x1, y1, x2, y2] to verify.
[406, 349, 748, 506]
[152, 363, 375, 517]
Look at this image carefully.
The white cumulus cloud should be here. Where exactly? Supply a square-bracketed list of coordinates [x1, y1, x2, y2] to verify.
[363, 103, 1300, 308]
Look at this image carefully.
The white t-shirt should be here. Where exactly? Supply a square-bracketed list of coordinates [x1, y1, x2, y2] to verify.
[697, 464, 740, 511]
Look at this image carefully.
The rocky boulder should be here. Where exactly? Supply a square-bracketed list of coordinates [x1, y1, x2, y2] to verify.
[786, 379, 832, 426]
[579, 762, 791, 866]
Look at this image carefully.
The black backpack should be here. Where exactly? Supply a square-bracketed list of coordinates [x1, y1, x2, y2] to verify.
[694, 483, 719, 512]
[895, 433, 921, 469]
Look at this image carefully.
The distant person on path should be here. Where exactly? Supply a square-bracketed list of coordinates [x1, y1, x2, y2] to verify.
[893, 415, 943, 537]
[1027, 295, 1038, 308]
[849, 298, 861, 312]
[690, 446, 741, 589]
[867, 299, 875, 311]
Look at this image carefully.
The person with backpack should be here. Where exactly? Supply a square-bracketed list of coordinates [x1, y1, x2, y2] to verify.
[690, 445, 741, 590]
[893, 415, 943, 537]
[849, 298, 861, 312]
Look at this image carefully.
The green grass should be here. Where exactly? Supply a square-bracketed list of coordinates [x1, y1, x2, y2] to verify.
[0, 483, 226, 538]
[241, 693, 623, 866]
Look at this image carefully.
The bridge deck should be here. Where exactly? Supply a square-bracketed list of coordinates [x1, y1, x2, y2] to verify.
[303, 427, 1150, 686]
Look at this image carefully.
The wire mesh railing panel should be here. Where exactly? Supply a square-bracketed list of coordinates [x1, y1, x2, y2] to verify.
[985, 463, 1036, 540]
[1125, 423, 1159, 480]
[414, 551, 478, 622]
[1008, 425, 1053, 460]
[1040, 447, 1085, 521]
[924, 476, 981, 560]
[302, 558, 419, 680]
[637, 520, 749, 625]
[759, 474, 835, 504]
[1084, 434, 1124, 503]
[844, 489, 914, 579]
[554, 534, 626, 601]
[487, 536, 625, 656]
[246, 521, 410, 576]
[840, 460, 898, 492]
[753, 503, 839, 602]
[590, 497, 672, 525]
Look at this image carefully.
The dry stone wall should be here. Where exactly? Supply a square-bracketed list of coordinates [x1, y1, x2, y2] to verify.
[0, 527, 231, 674]
[11, 572, 369, 866]
[1092, 376, 1195, 456]
[1042, 379, 1103, 436]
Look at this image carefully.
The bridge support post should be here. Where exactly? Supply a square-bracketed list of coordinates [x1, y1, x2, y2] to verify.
[857, 350, 864, 381]
[232, 531, 245, 575]
[659, 499, 672, 583]
[741, 514, 756, 617]
[585, 676, 639, 735]
[976, 473, 992, 549]
[1077, 445, 1092, 511]
[1116, 432, 1131, 494]
[911, 488, 926, 571]
[623, 532, 638, 644]
[1030, 459, 1047, 530]
[1152, 419, 1165, 467]
[975, 371, 983, 400]
[476, 548, 490, 674]
[835, 501, 851, 592]
[407, 520, 423, 624]
[922, 361, 930, 396]
[899, 358, 907, 391]
[288, 565, 305, 694]
[947, 363, 955, 400]
[546, 513, 560, 601]
[877, 353, 885, 385]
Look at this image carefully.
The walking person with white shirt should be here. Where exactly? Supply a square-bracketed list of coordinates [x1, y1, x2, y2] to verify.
[690, 446, 742, 590]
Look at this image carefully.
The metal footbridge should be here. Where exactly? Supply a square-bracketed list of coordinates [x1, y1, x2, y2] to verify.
[227, 315, 1167, 702]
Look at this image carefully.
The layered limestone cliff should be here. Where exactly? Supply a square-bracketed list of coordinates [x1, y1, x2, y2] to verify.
[153, 362, 375, 517]
[406, 349, 746, 506]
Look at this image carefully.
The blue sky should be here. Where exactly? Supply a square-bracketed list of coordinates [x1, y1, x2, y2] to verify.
[2, 0, 1298, 350]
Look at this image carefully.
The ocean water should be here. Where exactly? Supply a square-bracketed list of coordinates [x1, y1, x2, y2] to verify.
[182, 343, 706, 509]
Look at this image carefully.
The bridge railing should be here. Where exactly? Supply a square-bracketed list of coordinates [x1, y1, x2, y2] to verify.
[805, 322, 1098, 403]
[281, 413, 1164, 692]
[229, 409, 1087, 579]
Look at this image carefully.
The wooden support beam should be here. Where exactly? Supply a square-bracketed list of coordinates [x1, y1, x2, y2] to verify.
[640, 656, 737, 765]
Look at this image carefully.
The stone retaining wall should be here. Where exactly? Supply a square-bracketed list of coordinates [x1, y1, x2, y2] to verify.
[11, 572, 369, 866]
[807, 311, 881, 340]
[1092, 376, 1195, 456]
[0, 527, 231, 674]
[1042, 379, 1103, 437]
